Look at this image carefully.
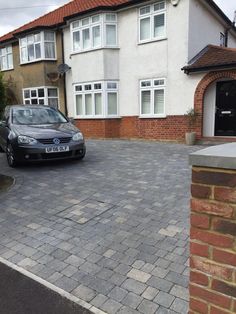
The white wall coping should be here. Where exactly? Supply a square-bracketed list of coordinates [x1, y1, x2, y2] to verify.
[189, 143, 236, 170]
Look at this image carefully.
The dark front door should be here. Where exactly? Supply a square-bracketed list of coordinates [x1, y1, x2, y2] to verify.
[215, 80, 236, 136]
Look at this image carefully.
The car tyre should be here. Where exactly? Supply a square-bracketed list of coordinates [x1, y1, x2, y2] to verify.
[6, 143, 18, 168]
[0, 146, 4, 153]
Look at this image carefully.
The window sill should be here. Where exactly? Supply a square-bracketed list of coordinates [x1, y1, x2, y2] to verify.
[139, 115, 167, 119]
[71, 46, 120, 56]
[138, 37, 167, 46]
[0, 67, 14, 72]
[20, 58, 57, 65]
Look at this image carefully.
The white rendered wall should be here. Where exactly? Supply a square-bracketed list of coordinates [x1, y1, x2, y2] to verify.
[203, 82, 216, 137]
[188, 0, 236, 60]
[64, 0, 235, 119]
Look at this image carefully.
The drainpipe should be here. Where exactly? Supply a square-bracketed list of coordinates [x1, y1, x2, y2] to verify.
[60, 29, 68, 117]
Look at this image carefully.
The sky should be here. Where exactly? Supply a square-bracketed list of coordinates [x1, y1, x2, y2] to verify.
[0, 0, 235, 37]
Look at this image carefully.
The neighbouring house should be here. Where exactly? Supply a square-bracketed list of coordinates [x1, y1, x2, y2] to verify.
[0, 0, 236, 141]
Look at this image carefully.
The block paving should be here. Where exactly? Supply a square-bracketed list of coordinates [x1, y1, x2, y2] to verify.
[0, 140, 201, 313]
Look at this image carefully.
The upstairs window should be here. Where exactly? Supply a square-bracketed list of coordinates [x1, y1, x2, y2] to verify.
[139, 1, 166, 43]
[0, 45, 13, 71]
[140, 78, 166, 117]
[220, 32, 226, 47]
[20, 31, 56, 64]
[71, 13, 117, 53]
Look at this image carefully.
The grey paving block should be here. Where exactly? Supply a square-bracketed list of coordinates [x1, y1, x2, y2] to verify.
[138, 299, 159, 314]
[141, 286, 159, 301]
[108, 286, 127, 302]
[170, 298, 188, 314]
[54, 276, 78, 292]
[72, 284, 96, 302]
[154, 291, 175, 308]
[122, 292, 142, 309]
[147, 277, 173, 292]
[100, 299, 122, 313]
[121, 279, 146, 295]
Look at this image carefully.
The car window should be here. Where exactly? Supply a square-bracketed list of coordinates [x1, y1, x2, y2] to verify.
[12, 108, 67, 125]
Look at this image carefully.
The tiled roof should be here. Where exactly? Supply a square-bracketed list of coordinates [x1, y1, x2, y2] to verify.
[182, 45, 236, 74]
[0, 0, 132, 43]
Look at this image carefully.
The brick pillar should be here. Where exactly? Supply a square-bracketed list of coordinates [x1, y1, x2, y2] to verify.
[189, 144, 236, 314]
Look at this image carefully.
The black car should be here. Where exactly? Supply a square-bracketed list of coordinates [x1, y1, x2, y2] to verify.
[0, 105, 86, 167]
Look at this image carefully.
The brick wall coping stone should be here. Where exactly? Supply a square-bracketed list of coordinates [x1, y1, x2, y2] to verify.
[189, 143, 236, 170]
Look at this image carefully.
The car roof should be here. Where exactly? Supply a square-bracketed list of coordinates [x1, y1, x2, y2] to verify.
[10, 105, 56, 110]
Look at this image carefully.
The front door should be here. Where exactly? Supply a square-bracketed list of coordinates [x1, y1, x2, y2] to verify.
[215, 80, 236, 136]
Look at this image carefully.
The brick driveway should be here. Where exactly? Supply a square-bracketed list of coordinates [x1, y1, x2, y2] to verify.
[0, 140, 200, 314]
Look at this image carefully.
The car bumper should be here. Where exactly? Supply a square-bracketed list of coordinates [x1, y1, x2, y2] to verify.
[12, 141, 86, 162]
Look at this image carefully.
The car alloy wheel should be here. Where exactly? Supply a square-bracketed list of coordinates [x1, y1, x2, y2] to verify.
[6, 143, 17, 168]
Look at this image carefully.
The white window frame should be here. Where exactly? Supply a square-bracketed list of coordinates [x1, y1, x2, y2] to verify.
[19, 31, 57, 64]
[0, 45, 13, 71]
[140, 78, 166, 118]
[139, 1, 166, 44]
[22, 86, 59, 108]
[71, 13, 118, 54]
[74, 81, 119, 118]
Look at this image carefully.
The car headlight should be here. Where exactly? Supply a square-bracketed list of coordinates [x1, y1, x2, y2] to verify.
[18, 135, 37, 145]
[72, 132, 83, 141]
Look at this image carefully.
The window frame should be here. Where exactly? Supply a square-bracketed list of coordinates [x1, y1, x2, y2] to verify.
[140, 78, 166, 118]
[22, 86, 59, 109]
[74, 81, 119, 119]
[139, 1, 167, 44]
[0, 45, 13, 71]
[71, 13, 118, 54]
[19, 31, 57, 64]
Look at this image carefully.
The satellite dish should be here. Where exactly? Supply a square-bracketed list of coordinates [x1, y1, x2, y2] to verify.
[58, 64, 71, 75]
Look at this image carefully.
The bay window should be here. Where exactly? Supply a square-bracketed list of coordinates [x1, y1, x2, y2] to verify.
[139, 1, 166, 43]
[140, 78, 166, 117]
[71, 13, 117, 53]
[23, 87, 59, 108]
[20, 31, 56, 63]
[75, 81, 118, 118]
[0, 45, 13, 71]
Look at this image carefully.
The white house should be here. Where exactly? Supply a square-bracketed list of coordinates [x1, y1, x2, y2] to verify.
[62, 0, 236, 141]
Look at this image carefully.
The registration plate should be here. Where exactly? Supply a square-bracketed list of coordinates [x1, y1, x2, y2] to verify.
[45, 146, 69, 153]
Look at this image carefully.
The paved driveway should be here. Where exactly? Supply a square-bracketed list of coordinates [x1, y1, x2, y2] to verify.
[0, 140, 200, 314]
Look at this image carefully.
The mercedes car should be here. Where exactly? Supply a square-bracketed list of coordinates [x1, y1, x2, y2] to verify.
[0, 105, 86, 167]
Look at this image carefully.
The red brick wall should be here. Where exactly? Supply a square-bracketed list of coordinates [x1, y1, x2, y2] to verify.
[190, 166, 236, 314]
[75, 115, 200, 141]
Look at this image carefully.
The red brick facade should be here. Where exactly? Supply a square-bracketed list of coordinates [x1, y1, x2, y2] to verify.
[190, 166, 236, 314]
[75, 115, 196, 141]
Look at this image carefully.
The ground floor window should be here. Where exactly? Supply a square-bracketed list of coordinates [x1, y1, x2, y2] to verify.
[23, 87, 59, 109]
[74, 81, 118, 118]
[140, 78, 166, 117]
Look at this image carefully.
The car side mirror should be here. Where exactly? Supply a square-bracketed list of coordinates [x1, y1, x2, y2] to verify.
[68, 117, 75, 125]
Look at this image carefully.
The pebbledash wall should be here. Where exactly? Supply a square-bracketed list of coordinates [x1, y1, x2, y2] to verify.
[189, 144, 236, 314]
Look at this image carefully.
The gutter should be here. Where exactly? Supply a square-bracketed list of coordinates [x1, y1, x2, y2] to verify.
[182, 63, 236, 74]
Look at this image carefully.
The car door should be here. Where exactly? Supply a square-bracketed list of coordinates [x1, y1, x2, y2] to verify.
[0, 107, 10, 150]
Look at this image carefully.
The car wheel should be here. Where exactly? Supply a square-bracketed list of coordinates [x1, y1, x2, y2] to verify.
[6, 143, 18, 168]
[0, 146, 4, 153]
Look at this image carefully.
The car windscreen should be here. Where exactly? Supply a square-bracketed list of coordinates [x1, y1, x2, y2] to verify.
[12, 108, 68, 125]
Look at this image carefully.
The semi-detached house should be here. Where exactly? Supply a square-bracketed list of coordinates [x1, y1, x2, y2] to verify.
[0, 0, 236, 141]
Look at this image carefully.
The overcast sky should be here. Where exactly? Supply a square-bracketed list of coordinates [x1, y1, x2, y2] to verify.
[0, 0, 235, 37]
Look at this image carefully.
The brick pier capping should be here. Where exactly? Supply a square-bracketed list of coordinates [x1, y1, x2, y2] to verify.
[189, 143, 236, 314]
